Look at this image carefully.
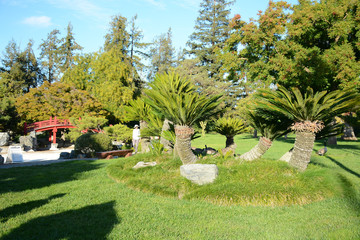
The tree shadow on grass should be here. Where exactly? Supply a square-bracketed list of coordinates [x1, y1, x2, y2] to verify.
[0, 193, 66, 223]
[0, 160, 103, 195]
[326, 156, 360, 179]
[1, 201, 119, 240]
[337, 174, 360, 214]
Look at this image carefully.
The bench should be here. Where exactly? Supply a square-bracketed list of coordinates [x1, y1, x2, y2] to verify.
[96, 149, 133, 159]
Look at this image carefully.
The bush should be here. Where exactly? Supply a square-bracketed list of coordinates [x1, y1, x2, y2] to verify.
[103, 124, 132, 143]
[75, 133, 112, 157]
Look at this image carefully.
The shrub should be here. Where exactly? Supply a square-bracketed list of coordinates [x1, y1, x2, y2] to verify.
[103, 124, 132, 143]
[75, 133, 112, 157]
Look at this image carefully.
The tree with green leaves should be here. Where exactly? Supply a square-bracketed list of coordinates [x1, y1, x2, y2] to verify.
[67, 114, 108, 142]
[39, 29, 61, 83]
[222, 0, 360, 92]
[59, 22, 83, 74]
[187, 0, 234, 80]
[145, 72, 222, 164]
[0, 40, 43, 132]
[148, 28, 175, 80]
[61, 53, 93, 90]
[104, 15, 129, 54]
[15, 81, 107, 123]
[87, 15, 140, 122]
[255, 86, 359, 171]
[89, 48, 135, 122]
[239, 108, 292, 161]
[128, 14, 150, 88]
[214, 117, 247, 154]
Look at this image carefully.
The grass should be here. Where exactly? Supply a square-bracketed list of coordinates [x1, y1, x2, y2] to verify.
[0, 134, 359, 239]
[108, 153, 341, 206]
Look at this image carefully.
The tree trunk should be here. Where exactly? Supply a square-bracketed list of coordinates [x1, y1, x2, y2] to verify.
[327, 136, 337, 145]
[342, 123, 357, 140]
[140, 120, 150, 153]
[253, 129, 258, 138]
[239, 137, 272, 161]
[175, 125, 197, 165]
[225, 135, 234, 148]
[160, 119, 172, 152]
[289, 131, 315, 171]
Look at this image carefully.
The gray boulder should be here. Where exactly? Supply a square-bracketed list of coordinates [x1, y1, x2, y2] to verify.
[180, 164, 218, 185]
[19, 131, 37, 150]
[0, 132, 10, 146]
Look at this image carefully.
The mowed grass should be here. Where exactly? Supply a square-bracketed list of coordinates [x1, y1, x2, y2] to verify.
[0, 134, 359, 239]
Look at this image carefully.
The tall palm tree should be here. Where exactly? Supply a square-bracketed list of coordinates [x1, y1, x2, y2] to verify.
[214, 117, 247, 153]
[239, 109, 292, 161]
[255, 86, 358, 171]
[145, 72, 222, 164]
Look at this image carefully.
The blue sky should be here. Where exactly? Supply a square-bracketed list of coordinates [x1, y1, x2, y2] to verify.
[0, 0, 298, 57]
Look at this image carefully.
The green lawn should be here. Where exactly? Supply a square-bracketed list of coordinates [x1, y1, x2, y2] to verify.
[0, 134, 359, 239]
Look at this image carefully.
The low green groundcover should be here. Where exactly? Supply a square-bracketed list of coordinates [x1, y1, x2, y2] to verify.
[107, 153, 342, 206]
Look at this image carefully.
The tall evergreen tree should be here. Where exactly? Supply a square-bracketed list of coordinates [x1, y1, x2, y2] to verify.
[0, 40, 42, 132]
[104, 15, 129, 55]
[128, 15, 150, 75]
[88, 15, 139, 122]
[59, 22, 83, 74]
[148, 28, 175, 80]
[187, 0, 235, 80]
[39, 29, 61, 83]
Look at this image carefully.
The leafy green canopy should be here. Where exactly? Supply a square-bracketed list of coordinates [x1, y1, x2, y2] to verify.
[214, 117, 247, 137]
[254, 86, 359, 123]
[245, 109, 292, 141]
[145, 72, 223, 127]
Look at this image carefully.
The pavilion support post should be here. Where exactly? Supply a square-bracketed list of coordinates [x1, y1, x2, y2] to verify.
[50, 128, 58, 150]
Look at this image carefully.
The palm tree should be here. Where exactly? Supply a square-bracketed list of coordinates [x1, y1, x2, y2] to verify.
[255, 86, 358, 171]
[214, 117, 247, 153]
[145, 72, 222, 164]
[239, 109, 292, 161]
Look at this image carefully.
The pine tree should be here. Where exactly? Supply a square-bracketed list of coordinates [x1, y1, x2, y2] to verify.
[187, 0, 234, 81]
[104, 15, 129, 55]
[59, 22, 83, 74]
[128, 15, 150, 78]
[39, 29, 61, 83]
[148, 28, 175, 80]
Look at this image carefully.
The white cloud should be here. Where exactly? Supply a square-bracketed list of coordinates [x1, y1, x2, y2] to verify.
[142, 0, 165, 9]
[47, 0, 109, 20]
[22, 16, 53, 27]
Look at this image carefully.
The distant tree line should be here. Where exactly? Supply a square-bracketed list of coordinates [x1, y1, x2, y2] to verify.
[0, 0, 359, 138]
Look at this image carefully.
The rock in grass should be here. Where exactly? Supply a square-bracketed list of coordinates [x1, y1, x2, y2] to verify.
[180, 164, 218, 185]
[133, 161, 157, 169]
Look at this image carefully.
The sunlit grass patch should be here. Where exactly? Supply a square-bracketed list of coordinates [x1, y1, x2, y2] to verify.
[107, 154, 341, 206]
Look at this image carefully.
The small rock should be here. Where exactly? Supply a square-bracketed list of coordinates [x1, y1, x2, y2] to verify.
[180, 164, 218, 185]
[59, 152, 71, 159]
[133, 161, 157, 169]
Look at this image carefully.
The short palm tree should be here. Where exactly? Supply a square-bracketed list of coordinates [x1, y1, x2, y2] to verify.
[214, 117, 247, 152]
[145, 72, 222, 164]
[239, 109, 292, 161]
[255, 86, 358, 171]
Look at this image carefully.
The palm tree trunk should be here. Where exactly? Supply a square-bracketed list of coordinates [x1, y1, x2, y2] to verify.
[289, 132, 315, 171]
[140, 120, 150, 153]
[160, 119, 172, 151]
[175, 125, 197, 165]
[239, 137, 272, 161]
[226, 135, 235, 148]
